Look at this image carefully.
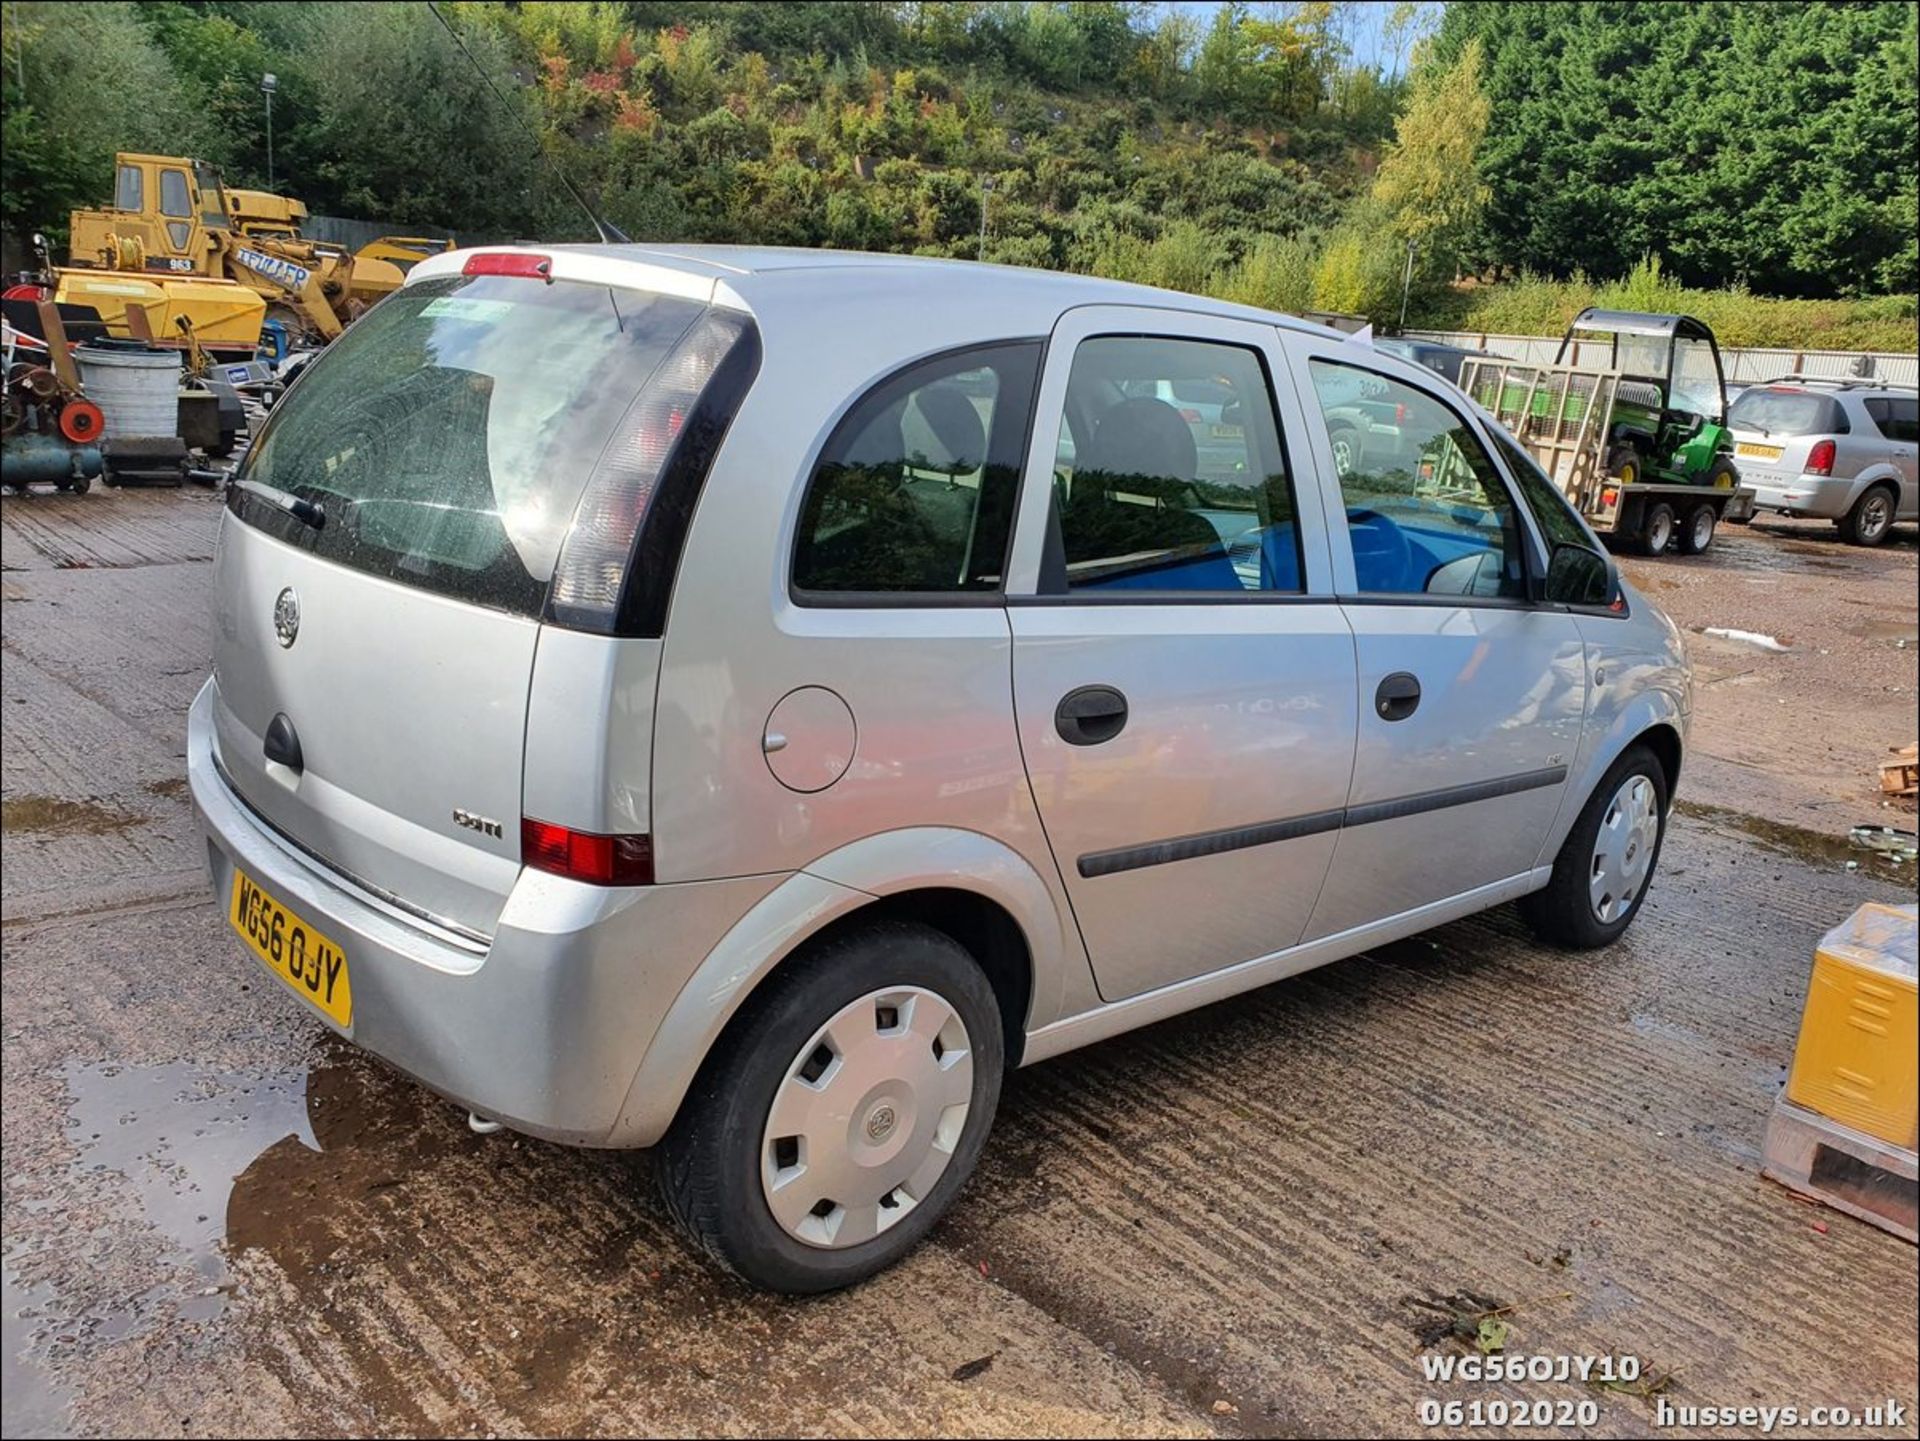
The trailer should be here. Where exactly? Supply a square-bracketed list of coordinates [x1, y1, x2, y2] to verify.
[1460, 310, 1756, 557]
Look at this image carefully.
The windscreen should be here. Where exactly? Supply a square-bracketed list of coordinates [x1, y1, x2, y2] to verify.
[231, 275, 708, 616]
[1728, 388, 1846, 437]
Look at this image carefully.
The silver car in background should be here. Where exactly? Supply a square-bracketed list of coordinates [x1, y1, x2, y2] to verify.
[1728, 378, 1918, 545]
[190, 246, 1692, 1292]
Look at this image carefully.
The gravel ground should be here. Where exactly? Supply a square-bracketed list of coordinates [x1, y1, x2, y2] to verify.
[2, 487, 1914, 1439]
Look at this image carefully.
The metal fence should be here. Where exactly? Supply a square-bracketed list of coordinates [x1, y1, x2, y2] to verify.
[304, 214, 455, 251]
[1403, 329, 1919, 388]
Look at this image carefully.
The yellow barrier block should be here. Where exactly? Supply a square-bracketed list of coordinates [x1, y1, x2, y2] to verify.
[1785, 902, 1918, 1150]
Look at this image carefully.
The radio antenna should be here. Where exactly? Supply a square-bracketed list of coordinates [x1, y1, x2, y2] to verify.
[426, 0, 629, 244]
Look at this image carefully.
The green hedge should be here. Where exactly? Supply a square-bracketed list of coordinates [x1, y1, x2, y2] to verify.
[1414, 260, 1918, 353]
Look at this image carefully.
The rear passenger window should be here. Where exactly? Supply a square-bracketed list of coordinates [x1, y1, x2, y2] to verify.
[1865, 396, 1920, 443]
[1307, 360, 1524, 599]
[792, 343, 1039, 594]
[1047, 336, 1302, 593]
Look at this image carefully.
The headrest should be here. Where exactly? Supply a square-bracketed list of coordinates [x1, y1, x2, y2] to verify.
[903, 383, 987, 473]
[1077, 396, 1197, 487]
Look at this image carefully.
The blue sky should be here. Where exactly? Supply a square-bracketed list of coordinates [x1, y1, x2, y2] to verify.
[1142, 2, 1445, 75]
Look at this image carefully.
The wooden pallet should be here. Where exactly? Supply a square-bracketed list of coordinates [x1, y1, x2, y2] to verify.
[1762, 1097, 1918, 1243]
[1880, 743, 1918, 798]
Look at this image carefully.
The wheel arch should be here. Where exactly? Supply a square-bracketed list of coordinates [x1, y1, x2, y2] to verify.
[607, 828, 1073, 1147]
[1541, 668, 1688, 869]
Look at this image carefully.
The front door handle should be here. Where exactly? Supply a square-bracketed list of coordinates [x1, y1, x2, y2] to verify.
[1375, 672, 1421, 722]
[1056, 685, 1129, 746]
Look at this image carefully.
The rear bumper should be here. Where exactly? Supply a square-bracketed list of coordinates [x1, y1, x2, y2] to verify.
[1743, 471, 1853, 518]
[187, 679, 780, 1147]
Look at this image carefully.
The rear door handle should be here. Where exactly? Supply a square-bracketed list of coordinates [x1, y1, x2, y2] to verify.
[1374, 672, 1421, 722]
[1055, 685, 1129, 746]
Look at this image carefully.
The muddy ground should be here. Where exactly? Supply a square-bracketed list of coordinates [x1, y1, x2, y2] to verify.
[2, 489, 1915, 1440]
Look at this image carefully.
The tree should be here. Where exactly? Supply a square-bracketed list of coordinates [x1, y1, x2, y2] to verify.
[1368, 36, 1489, 272]
[1435, 1, 1919, 296]
[1, 2, 214, 240]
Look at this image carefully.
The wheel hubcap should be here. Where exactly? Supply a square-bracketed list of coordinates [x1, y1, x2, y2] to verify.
[761, 986, 973, 1249]
[1332, 436, 1354, 475]
[1692, 510, 1713, 547]
[1863, 496, 1890, 538]
[1590, 775, 1659, 923]
[1648, 512, 1671, 551]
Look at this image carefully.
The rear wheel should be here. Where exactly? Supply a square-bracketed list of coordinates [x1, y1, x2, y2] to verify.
[1676, 500, 1717, 555]
[1328, 422, 1362, 479]
[1838, 484, 1896, 547]
[1637, 501, 1675, 556]
[1521, 744, 1669, 950]
[656, 919, 1005, 1294]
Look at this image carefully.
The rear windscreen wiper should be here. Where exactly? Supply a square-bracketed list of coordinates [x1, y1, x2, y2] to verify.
[235, 478, 326, 530]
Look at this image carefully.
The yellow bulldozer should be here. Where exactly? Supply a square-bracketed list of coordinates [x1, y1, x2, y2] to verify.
[52, 152, 453, 357]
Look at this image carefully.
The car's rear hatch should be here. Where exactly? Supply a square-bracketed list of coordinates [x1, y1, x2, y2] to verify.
[210, 263, 730, 938]
[1727, 387, 1844, 483]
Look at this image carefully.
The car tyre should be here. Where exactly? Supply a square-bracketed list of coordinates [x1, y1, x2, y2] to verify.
[1520, 744, 1669, 951]
[1327, 422, 1362, 479]
[656, 919, 1004, 1294]
[1676, 501, 1717, 555]
[1637, 501, 1675, 556]
[1837, 484, 1896, 547]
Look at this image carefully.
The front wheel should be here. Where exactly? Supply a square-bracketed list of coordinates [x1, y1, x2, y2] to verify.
[1838, 484, 1896, 547]
[656, 919, 1005, 1293]
[1520, 745, 1669, 950]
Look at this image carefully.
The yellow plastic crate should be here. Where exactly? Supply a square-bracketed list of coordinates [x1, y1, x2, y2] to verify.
[1785, 902, 1918, 1149]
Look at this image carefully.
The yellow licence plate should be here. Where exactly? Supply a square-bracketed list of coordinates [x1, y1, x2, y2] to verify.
[229, 870, 352, 1026]
[1736, 442, 1783, 461]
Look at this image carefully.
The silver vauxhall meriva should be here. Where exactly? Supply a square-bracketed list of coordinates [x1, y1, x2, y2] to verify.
[191, 245, 1690, 1292]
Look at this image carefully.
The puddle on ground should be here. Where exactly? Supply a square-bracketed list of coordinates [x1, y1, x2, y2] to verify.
[63, 1059, 319, 1308]
[1675, 800, 1912, 878]
[0, 796, 143, 835]
[3, 1269, 73, 1440]
[1845, 616, 1918, 645]
[10, 1054, 504, 1434]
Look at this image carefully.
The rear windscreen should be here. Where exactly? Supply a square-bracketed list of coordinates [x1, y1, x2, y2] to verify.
[1728, 388, 1846, 438]
[230, 275, 708, 616]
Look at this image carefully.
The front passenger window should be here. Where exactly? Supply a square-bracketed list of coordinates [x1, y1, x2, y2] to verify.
[1307, 360, 1524, 599]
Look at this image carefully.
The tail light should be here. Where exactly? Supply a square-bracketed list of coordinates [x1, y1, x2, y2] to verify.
[546, 309, 751, 632]
[463, 251, 552, 280]
[1394, 402, 1409, 425]
[1601, 485, 1621, 509]
[1177, 407, 1202, 423]
[521, 818, 654, 885]
[1805, 439, 1836, 476]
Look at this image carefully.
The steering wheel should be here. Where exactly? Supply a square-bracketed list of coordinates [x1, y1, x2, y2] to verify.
[1345, 507, 1413, 592]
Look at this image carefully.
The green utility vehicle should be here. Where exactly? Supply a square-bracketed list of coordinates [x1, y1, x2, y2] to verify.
[1459, 309, 1754, 556]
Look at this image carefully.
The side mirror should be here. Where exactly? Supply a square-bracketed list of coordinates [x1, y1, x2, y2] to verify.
[1539, 541, 1616, 608]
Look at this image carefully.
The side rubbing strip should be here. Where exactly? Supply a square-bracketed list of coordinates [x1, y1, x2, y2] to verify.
[1078, 808, 1345, 879]
[1074, 765, 1569, 879]
[1340, 765, 1568, 829]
